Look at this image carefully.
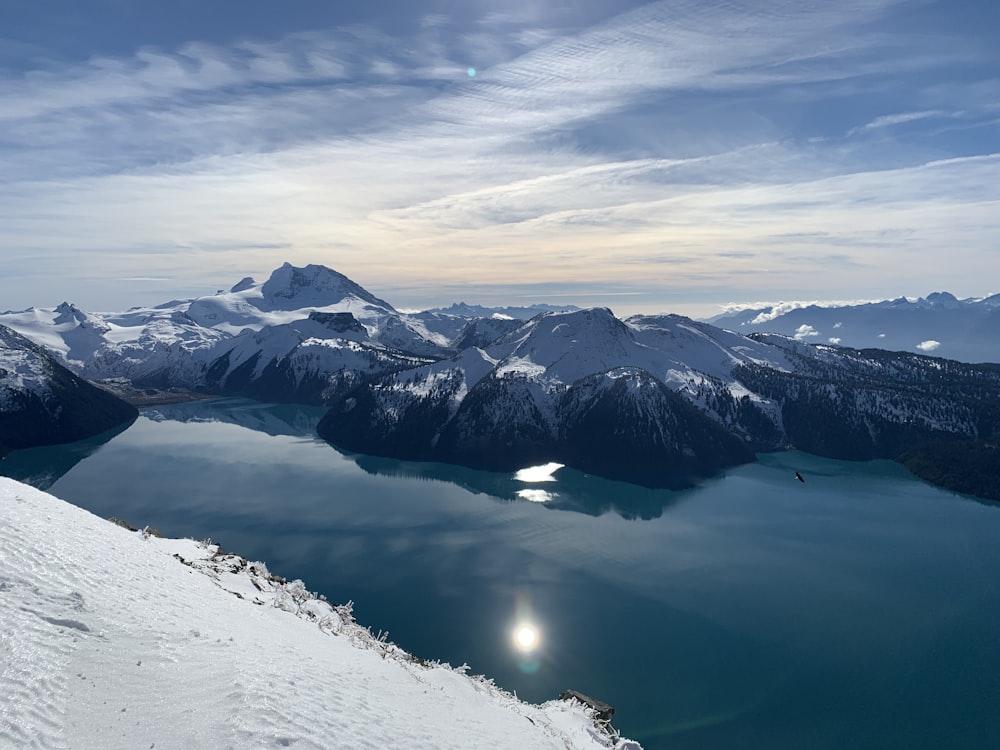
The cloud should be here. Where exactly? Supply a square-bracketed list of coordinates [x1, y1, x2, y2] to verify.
[1, 0, 998, 314]
[849, 110, 947, 135]
[793, 324, 819, 340]
[916, 340, 941, 352]
[734, 298, 883, 324]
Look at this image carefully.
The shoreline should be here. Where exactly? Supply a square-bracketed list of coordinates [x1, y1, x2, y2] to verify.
[90, 379, 220, 407]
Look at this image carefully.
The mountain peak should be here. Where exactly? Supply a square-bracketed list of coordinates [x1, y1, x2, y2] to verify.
[53, 302, 88, 325]
[230, 277, 256, 293]
[259, 263, 395, 312]
[925, 291, 960, 309]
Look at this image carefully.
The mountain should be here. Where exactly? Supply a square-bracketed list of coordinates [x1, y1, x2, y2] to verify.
[735, 334, 1000, 459]
[318, 308, 785, 488]
[707, 293, 1000, 364]
[258, 261, 397, 312]
[0, 263, 457, 401]
[424, 302, 581, 319]
[201, 311, 435, 404]
[0, 302, 230, 385]
[319, 309, 1000, 492]
[3, 264, 1000, 498]
[0, 324, 138, 456]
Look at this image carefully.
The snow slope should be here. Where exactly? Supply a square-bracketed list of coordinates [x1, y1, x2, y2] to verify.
[0, 477, 639, 750]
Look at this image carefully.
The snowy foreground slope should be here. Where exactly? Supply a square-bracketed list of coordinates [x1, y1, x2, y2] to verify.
[0, 478, 639, 750]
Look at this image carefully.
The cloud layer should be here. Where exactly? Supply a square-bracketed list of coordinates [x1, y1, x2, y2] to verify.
[1, 0, 998, 315]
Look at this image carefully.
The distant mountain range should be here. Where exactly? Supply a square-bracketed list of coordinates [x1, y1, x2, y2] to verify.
[2, 263, 999, 499]
[707, 292, 1000, 364]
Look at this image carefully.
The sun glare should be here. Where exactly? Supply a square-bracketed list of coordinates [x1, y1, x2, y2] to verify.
[514, 462, 565, 483]
[513, 623, 539, 652]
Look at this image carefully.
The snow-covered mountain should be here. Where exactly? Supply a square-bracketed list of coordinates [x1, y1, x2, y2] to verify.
[0, 324, 137, 456]
[318, 308, 796, 488]
[707, 292, 1000, 364]
[0, 263, 458, 399]
[1, 476, 640, 750]
[319, 307, 1000, 490]
[423, 301, 581, 320]
[0, 301, 231, 384]
[200, 311, 435, 404]
[4, 263, 1000, 495]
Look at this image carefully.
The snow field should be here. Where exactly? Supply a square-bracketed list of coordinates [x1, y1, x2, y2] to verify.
[0, 477, 639, 750]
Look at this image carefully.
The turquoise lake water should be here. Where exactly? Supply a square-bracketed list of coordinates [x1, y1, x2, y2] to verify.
[4, 397, 1000, 750]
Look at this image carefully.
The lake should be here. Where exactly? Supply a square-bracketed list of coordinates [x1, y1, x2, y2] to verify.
[4, 397, 1000, 750]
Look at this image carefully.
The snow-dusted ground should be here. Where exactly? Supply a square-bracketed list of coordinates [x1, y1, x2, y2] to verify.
[0, 477, 639, 750]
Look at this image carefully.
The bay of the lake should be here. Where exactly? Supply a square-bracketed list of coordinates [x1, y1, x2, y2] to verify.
[4, 397, 1000, 750]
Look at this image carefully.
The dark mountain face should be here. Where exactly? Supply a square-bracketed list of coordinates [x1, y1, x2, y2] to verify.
[0, 325, 137, 456]
[555, 368, 755, 488]
[436, 373, 557, 471]
[319, 316, 1000, 492]
[319, 365, 757, 489]
[318, 368, 466, 461]
[734, 338, 1000, 460]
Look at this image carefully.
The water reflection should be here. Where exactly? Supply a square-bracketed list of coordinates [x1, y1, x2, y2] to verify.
[514, 462, 564, 482]
[2, 398, 691, 520]
[0, 420, 134, 490]
[5, 398, 1000, 750]
[347, 452, 690, 520]
[516, 488, 557, 503]
[511, 593, 544, 675]
[143, 398, 328, 437]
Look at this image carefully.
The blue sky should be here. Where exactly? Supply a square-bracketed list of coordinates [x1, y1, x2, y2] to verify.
[1, 0, 998, 317]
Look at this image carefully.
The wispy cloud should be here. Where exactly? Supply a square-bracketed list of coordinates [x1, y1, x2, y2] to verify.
[0, 0, 998, 315]
[857, 110, 948, 131]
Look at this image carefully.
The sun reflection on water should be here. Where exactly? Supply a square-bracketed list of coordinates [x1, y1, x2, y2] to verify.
[514, 623, 539, 652]
[514, 462, 564, 483]
[511, 593, 544, 674]
[515, 488, 556, 503]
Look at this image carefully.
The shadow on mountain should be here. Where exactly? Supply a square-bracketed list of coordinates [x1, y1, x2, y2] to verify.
[0, 420, 134, 491]
[343, 450, 692, 520]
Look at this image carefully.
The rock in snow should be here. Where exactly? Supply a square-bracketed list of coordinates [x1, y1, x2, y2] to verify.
[0, 477, 640, 750]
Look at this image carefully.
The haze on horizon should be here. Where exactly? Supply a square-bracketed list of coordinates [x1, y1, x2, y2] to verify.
[1, 0, 998, 319]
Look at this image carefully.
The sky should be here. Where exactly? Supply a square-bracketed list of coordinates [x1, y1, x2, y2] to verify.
[1, 0, 998, 318]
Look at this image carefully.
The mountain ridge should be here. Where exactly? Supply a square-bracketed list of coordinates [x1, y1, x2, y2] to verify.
[708, 293, 1000, 364]
[2, 264, 999, 497]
